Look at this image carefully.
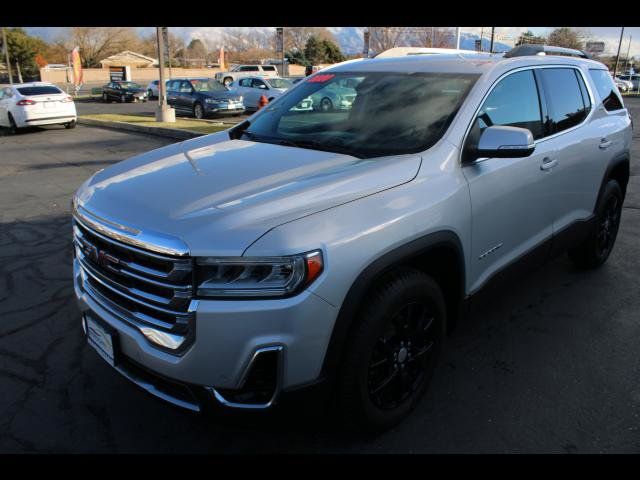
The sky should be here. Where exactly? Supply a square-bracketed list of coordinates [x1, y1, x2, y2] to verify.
[24, 26, 640, 59]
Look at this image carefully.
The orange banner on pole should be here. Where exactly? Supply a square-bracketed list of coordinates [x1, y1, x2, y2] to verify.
[218, 47, 225, 71]
[71, 46, 83, 86]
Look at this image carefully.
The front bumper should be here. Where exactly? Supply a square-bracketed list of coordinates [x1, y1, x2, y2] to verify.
[73, 257, 337, 410]
[204, 103, 245, 114]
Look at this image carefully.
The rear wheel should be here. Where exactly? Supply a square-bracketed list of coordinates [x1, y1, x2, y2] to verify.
[193, 102, 205, 119]
[120, 94, 127, 103]
[102, 92, 108, 102]
[569, 179, 623, 269]
[64, 120, 76, 129]
[7, 113, 18, 135]
[335, 268, 446, 432]
[223, 77, 233, 87]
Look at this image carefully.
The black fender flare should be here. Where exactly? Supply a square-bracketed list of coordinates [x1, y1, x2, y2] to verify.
[598, 153, 630, 203]
[319, 230, 466, 380]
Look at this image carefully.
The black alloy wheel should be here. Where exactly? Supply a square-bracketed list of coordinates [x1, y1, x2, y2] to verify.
[367, 301, 439, 410]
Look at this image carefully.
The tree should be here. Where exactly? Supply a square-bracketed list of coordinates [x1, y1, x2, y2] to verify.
[304, 36, 325, 64]
[0, 28, 47, 80]
[516, 31, 546, 46]
[321, 39, 345, 63]
[370, 27, 407, 53]
[56, 27, 141, 67]
[285, 49, 307, 65]
[546, 27, 585, 50]
[285, 27, 336, 53]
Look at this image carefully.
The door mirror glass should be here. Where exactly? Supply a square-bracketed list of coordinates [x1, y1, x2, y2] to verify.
[477, 125, 535, 158]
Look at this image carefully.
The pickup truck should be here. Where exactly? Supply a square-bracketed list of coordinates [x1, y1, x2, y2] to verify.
[214, 64, 279, 86]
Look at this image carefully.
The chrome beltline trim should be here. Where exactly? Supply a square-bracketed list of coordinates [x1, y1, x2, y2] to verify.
[72, 199, 190, 257]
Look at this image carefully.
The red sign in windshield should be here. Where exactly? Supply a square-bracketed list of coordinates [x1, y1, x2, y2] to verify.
[307, 74, 335, 83]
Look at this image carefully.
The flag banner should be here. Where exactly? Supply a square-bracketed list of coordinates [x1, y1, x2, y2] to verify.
[71, 46, 83, 86]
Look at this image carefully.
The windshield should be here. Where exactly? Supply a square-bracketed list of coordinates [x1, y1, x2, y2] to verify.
[190, 79, 227, 92]
[119, 82, 141, 89]
[242, 71, 479, 159]
[268, 78, 293, 89]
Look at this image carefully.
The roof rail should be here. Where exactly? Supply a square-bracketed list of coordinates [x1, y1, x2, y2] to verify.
[504, 44, 591, 59]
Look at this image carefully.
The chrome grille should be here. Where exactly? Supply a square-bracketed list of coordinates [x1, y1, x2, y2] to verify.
[73, 218, 195, 353]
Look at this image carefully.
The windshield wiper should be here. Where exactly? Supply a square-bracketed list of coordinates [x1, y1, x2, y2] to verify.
[276, 138, 364, 159]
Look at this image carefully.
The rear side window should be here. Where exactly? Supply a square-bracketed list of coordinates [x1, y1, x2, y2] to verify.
[463, 69, 543, 162]
[262, 66, 276, 72]
[538, 68, 590, 134]
[589, 69, 624, 112]
[239, 66, 259, 72]
[17, 86, 62, 96]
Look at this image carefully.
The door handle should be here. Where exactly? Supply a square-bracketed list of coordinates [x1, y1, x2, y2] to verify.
[599, 139, 613, 149]
[540, 157, 558, 170]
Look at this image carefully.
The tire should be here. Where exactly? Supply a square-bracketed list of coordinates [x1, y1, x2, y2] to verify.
[7, 113, 18, 135]
[569, 179, 623, 269]
[335, 268, 446, 432]
[148, 89, 154, 99]
[320, 97, 333, 112]
[193, 102, 205, 119]
[102, 92, 108, 103]
[64, 120, 77, 129]
[223, 77, 233, 87]
[120, 94, 127, 103]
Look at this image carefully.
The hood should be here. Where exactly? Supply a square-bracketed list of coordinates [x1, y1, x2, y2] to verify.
[202, 90, 240, 101]
[75, 138, 421, 256]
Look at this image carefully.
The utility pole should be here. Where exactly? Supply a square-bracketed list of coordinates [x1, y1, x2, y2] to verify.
[623, 35, 632, 75]
[2, 27, 13, 85]
[455, 27, 461, 50]
[614, 27, 625, 78]
[479, 27, 484, 52]
[155, 27, 175, 123]
[490, 27, 495, 53]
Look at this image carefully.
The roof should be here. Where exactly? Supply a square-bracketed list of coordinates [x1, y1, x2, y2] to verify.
[100, 51, 158, 67]
[375, 47, 483, 58]
[327, 51, 606, 76]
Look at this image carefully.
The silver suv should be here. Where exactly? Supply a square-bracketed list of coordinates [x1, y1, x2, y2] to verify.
[72, 45, 631, 431]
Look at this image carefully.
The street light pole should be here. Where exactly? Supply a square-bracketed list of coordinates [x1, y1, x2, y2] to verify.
[155, 26, 175, 123]
[490, 27, 495, 53]
[2, 27, 13, 85]
[623, 35, 632, 75]
[614, 27, 625, 78]
[455, 27, 461, 50]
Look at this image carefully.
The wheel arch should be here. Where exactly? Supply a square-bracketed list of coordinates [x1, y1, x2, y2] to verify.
[603, 154, 630, 199]
[320, 230, 466, 380]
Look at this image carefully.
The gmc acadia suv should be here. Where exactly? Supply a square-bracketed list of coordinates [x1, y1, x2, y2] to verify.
[72, 45, 631, 431]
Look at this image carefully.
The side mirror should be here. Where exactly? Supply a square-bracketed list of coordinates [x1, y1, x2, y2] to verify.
[477, 125, 535, 158]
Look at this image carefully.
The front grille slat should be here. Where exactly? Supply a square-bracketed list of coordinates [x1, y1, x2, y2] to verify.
[73, 217, 195, 353]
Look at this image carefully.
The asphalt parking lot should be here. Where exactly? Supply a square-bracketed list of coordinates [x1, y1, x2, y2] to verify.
[1, 100, 640, 453]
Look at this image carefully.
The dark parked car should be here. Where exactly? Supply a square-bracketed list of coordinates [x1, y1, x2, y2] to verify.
[101, 81, 148, 103]
[166, 78, 245, 118]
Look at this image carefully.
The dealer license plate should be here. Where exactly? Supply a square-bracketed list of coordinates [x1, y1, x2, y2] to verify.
[85, 314, 117, 367]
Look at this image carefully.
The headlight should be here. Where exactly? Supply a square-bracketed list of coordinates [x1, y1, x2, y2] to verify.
[195, 250, 323, 298]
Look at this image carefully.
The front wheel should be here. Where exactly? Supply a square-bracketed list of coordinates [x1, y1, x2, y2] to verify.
[193, 103, 205, 119]
[335, 268, 446, 432]
[319, 97, 333, 112]
[223, 77, 233, 87]
[569, 179, 623, 269]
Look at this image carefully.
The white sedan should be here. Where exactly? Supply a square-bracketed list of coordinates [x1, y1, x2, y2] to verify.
[0, 82, 77, 133]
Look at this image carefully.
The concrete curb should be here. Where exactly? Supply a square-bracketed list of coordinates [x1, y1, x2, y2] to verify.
[77, 117, 207, 140]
